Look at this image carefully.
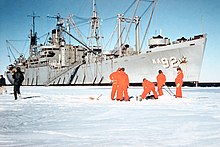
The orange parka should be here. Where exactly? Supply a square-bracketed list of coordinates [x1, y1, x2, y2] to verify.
[157, 72, 166, 87]
[141, 79, 158, 99]
[109, 69, 121, 100]
[157, 72, 166, 96]
[175, 69, 184, 98]
[117, 70, 129, 101]
[175, 70, 184, 86]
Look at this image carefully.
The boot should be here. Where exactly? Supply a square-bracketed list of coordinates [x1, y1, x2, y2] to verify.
[14, 93, 17, 100]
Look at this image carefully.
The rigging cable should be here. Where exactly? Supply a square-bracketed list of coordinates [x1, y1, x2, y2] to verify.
[6, 46, 12, 63]
[140, 0, 157, 50]
[6, 40, 21, 56]
[140, 1, 154, 19]
[123, 0, 137, 15]
[123, 0, 141, 46]
[103, 24, 118, 50]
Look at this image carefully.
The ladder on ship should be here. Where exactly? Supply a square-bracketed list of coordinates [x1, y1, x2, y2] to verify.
[44, 61, 83, 86]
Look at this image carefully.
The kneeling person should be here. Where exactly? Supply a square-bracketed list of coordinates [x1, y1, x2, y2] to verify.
[141, 78, 158, 100]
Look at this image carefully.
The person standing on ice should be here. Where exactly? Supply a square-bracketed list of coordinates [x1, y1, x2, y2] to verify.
[12, 67, 24, 100]
[117, 67, 129, 101]
[0, 75, 7, 95]
[156, 70, 166, 96]
[175, 67, 184, 98]
[109, 68, 121, 100]
[141, 78, 158, 100]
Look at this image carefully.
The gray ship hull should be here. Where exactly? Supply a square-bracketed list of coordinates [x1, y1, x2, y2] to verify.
[6, 35, 206, 86]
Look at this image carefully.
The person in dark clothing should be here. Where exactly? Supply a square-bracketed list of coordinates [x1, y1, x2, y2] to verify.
[12, 67, 24, 100]
[0, 75, 7, 94]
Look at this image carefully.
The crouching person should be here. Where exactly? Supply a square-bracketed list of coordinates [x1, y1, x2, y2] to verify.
[141, 78, 158, 100]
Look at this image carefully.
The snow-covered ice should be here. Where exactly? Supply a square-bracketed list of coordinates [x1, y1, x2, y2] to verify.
[0, 86, 220, 146]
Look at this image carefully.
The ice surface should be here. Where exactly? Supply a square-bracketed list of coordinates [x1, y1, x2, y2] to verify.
[0, 86, 220, 146]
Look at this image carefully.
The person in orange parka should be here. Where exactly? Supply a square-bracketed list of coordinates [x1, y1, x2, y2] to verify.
[175, 67, 184, 98]
[117, 67, 130, 101]
[156, 70, 166, 96]
[109, 68, 121, 100]
[141, 78, 158, 100]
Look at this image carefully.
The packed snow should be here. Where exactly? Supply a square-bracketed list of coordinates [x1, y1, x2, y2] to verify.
[0, 86, 220, 146]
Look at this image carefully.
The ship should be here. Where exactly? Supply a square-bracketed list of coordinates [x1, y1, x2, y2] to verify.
[5, 0, 207, 86]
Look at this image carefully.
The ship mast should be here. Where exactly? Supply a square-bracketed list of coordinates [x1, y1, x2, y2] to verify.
[117, 0, 141, 56]
[116, 0, 156, 56]
[27, 12, 40, 57]
[88, 0, 102, 53]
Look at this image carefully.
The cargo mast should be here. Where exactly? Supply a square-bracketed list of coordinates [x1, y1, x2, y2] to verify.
[27, 12, 40, 57]
[88, 0, 102, 54]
